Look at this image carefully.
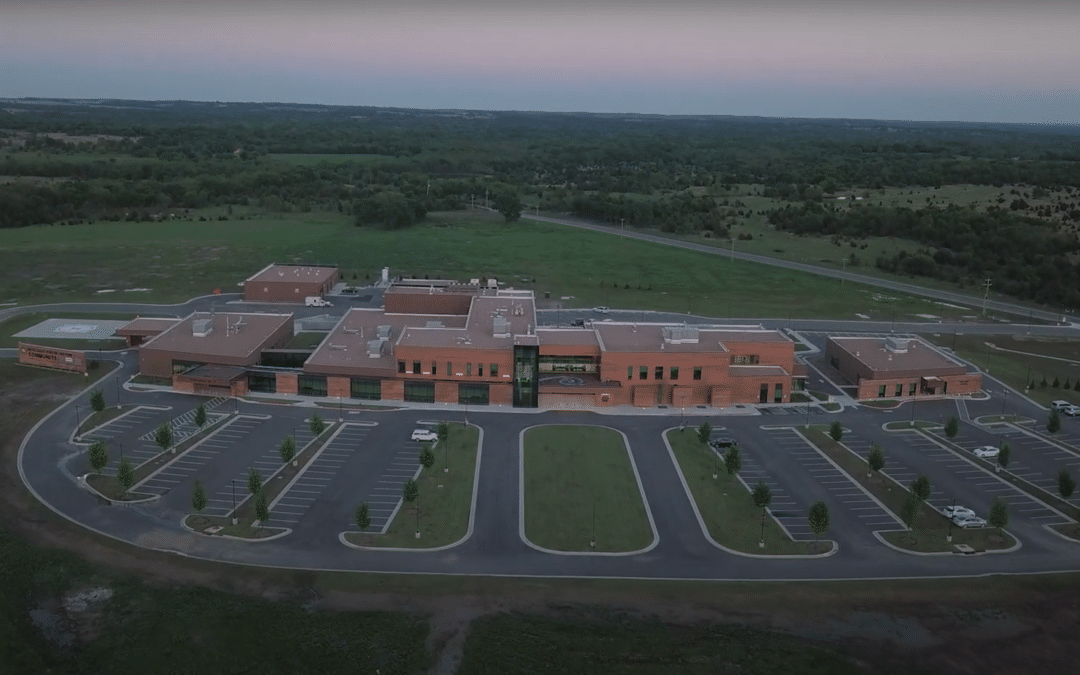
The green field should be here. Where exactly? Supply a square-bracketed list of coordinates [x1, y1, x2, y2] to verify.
[523, 425, 653, 552]
[351, 424, 480, 548]
[0, 209, 964, 320]
[666, 430, 821, 555]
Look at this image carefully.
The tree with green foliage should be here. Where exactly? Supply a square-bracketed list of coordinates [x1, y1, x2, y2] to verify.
[191, 479, 207, 512]
[116, 457, 134, 495]
[829, 420, 843, 443]
[807, 501, 830, 543]
[247, 466, 262, 496]
[89, 388, 105, 413]
[1041, 376, 1048, 389]
[419, 443, 435, 471]
[355, 502, 371, 531]
[194, 403, 207, 428]
[997, 442, 1011, 472]
[1052, 376, 1061, 388]
[1058, 469, 1076, 501]
[989, 499, 1009, 534]
[403, 479, 420, 536]
[309, 413, 326, 437]
[153, 422, 173, 454]
[900, 494, 920, 531]
[1074, 379, 1080, 392]
[254, 491, 270, 523]
[696, 421, 713, 445]
[494, 189, 523, 223]
[279, 434, 296, 466]
[867, 443, 885, 479]
[87, 440, 109, 473]
[1048, 409, 1061, 433]
[437, 421, 450, 445]
[751, 480, 772, 547]
[910, 474, 931, 503]
[944, 416, 959, 438]
[723, 445, 742, 477]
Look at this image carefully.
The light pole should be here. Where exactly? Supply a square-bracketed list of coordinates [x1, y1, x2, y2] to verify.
[910, 386, 917, 423]
[947, 497, 955, 542]
[230, 479, 238, 525]
[338, 396, 342, 422]
[415, 494, 420, 538]
[985, 342, 992, 373]
[74, 404, 82, 438]
[1025, 364, 1032, 390]
[759, 508, 767, 548]
[590, 499, 596, 548]
[118, 442, 123, 462]
[982, 278, 992, 316]
[730, 237, 735, 263]
[1001, 388, 1008, 417]
[115, 375, 121, 408]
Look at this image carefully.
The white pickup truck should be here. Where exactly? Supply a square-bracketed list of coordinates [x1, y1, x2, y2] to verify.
[305, 296, 332, 307]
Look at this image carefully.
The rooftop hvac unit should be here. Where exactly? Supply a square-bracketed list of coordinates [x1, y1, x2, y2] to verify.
[192, 318, 213, 337]
[662, 326, 699, 344]
[376, 324, 392, 340]
[885, 337, 910, 353]
[493, 316, 510, 338]
[366, 339, 383, 357]
[425, 321, 444, 328]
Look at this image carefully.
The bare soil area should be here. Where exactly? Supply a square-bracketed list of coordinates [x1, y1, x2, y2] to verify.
[2, 365, 1078, 674]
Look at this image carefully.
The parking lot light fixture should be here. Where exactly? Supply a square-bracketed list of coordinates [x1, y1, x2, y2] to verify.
[947, 498, 955, 542]
[230, 479, 238, 525]
[74, 404, 82, 439]
[1001, 389, 1008, 417]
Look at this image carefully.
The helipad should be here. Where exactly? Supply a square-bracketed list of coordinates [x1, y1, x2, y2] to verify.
[13, 318, 129, 341]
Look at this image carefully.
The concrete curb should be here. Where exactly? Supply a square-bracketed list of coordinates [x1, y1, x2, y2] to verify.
[179, 514, 291, 542]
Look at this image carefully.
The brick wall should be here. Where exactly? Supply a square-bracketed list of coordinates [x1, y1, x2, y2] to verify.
[381, 379, 404, 401]
[434, 381, 457, 404]
[490, 383, 513, 405]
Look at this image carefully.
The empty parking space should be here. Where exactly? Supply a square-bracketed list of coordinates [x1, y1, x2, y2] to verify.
[843, 432, 949, 511]
[266, 423, 374, 527]
[137, 397, 230, 446]
[84, 405, 168, 446]
[976, 427, 1080, 495]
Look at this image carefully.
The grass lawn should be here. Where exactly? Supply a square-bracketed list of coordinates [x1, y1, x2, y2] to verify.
[457, 612, 867, 675]
[803, 427, 1016, 553]
[76, 404, 129, 437]
[925, 333, 1080, 408]
[347, 424, 480, 548]
[666, 430, 823, 555]
[523, 425, 653, 553]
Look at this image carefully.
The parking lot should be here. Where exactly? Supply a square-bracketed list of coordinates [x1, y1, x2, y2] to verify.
[977, 425, 1080, 501]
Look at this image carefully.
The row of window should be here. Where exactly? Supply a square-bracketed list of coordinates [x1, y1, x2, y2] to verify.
[876, 382, 928, 398]
[627, 365, 703, 381]
[398, 360, 499, 378]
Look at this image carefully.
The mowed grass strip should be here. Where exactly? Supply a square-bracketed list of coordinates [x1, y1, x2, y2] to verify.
[351, 424, 480, 549]
[666, 430, 818, 555]
[523, 425, 652, 553]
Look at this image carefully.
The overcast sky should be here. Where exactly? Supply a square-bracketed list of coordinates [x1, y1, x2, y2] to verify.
[3, 0, 1078, 123]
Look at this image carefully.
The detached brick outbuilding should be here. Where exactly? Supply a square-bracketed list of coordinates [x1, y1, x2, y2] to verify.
[242, 264, 339, 303]
[825, 336, 982, 399]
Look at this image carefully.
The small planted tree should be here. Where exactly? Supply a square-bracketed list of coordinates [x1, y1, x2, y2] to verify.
[867, 443, 885, 479]
[116, 457, 134, 496]
[153, 422, 173, 455]
[438, 421, 451, 472]
[247, 466, 262, 496]
[910, 475, 931, 504]
[194, 403, 207, 428]
[829, 420, 843, 443]
[944, 416, 959, 438]
[751, 480, 772, 547]
[419, 443, 436, 471]
[355, 502, 371, 532]
[723, 445, 742, 477]
[309, 413, 326, 437]
[807, 501, 830, 545]
[279, 434, 296, 467]
[1048, 409, 1061, 434]
[403, 479, 420, 537]
[87, 440, 109, 474]
[900, 494, 920, 531]
[988, 498, 1009, 534]
[997, 442, 1011, 472]
[191, 479, 207, 512]
[696, 422, 713, 445]
[1058, 469, 1076, 501]
[254, 491, 270, 523]
[89, 389, 105, 414]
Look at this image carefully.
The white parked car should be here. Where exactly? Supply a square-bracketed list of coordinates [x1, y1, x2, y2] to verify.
[593, 306, 610, 314]
[411, 429, 438, 442]
[942, 505, 976, 519]
[972, 446, 1000, 459]
[1061, 405, 1080, 417]
[1050, 400, 1072, 412]
[951, 514, 987, 529]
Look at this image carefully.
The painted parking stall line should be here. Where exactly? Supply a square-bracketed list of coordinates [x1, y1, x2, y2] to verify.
[265, 422, 375, 527]
[722, 430, 814, 540]
[138, 404, 229, 447]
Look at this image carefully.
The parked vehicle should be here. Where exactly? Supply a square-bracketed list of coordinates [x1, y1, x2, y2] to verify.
[942, 505, 976, 519]
[305, 296, 332, 307]
[1061, 405, 1080, 417]
[569, 318, 586, 328]
[592, 306, 609, 314]
[709, 438, 736, 449]
[973, 446, 1000, 459]
[951, 514, 987, 529]
[411, 429, 437, 442]
[1051, 400, 1072, 412]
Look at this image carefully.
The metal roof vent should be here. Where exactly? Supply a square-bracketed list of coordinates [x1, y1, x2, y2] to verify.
[425, 321, 445, 329]
[377, 325, 392, 341]
[885, 337, 910, 353]
[192, 318, 213, 337]
[662, 326, 699, 344]
[493, 316, 510, 338]
[366, 339, 383, 358]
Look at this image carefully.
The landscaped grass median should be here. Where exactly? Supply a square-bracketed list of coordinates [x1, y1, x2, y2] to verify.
[523, 425, 653, 553]
[346, 423, 480, 549]
[803, 426, 1017, 553]
[666, 430, 821, 555]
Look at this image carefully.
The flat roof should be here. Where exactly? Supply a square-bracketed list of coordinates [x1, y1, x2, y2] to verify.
[829, 336, 965, 373]
[593, 323, 790, 354]
[141, 312, 292, 360]
[246, 264, 338, 285]
[114, 317, 181, 335]
[536, 328, 602, 348]
[396, 294, 537, 350]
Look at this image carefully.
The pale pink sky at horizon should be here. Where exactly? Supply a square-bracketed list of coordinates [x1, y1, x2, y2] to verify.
[3, 0, 1078, 123]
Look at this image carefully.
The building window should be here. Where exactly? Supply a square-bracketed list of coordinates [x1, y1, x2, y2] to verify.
[670, 366, 679, 380]
[909, 382, 917, 396]
[639, 366, 648, 380]
[759, 383, 769, 403]
[458, 383, 489, 405]
[774, 383, 783, 403]
[491, 363, 498, 377]
[350, 378, 381, 400]
[655, 366, 663, 380]
[830, 356, 840, 370]
[478, 363, 484, 377]
[627, 366, 633, 381]
[404, 381, 435, 403]
[693, 367, 702, 381]
[432, 361, 437, 376]
[466, 362, 472, 376]
[398, 360, 406, 374]
[412, 361, 421, 375]
[878, 384, 887, 398]
[299, 375, 328, 397]
[447, 362, 452, 377]
[731, 355, 760, 365]
[894, 383, 903, 397]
